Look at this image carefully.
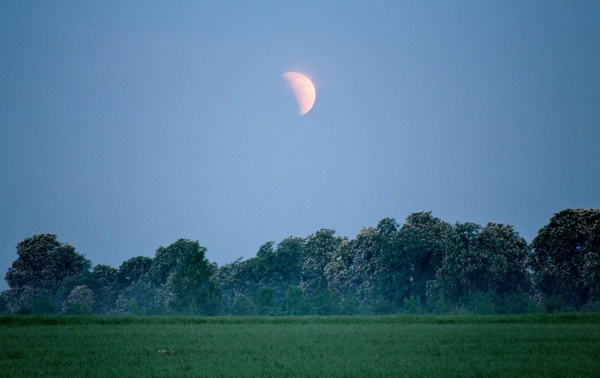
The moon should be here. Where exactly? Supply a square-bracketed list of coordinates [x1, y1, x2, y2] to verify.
[282, 72, 316, 116]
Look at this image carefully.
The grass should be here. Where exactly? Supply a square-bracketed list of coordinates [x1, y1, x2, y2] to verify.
[0, 314, 599, 377]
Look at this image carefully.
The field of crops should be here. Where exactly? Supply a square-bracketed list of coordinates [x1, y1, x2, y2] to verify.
[1, 314, 599, 377]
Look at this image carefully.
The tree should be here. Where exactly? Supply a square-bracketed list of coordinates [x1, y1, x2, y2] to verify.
[302, 229, 344, 296]
[255, 286, 278, 315]
[231, 294, 256, 315]
[430, 222, 532, 312]
[215, 258, 257, 310]
[115, 256, 155, 313]
[476, 223, 531, 305]
[324, 238, 355, 299]
[245, 239, 304, 303]
[325, 218, 405, 308]
[50, 265, 121, 314]
[0, 293, 7, 314]
[284, 285, 310, 315]
[147, 239, 195, 286]
[215, 244, 275, 311]
[117, 256, 153, 289]
[399, 212, 453, 302]
[170, 240, 219, 314]
[583, 222, 600, 302]
[93, 264, 119, 286]
[431, 222, 483, 305]
[55, 272, 102, 313]
[2, 286, 47, 314]
[311, 289, 339, 315]
[339, 292, 359, 315]
[528, 209, 600, 310]
[269, 238, 304, 297]
[32, 296, 54, 314]
[373, 218, 406, 305]
[62, 285, 95, 314]
[347, 227, 385, 304]
[215, 237, 304, 312]
[3, 234, 90, 313]
[91, 264, 119, 313]
[115, 279, 164, 315]
[403, 295, 423, 314]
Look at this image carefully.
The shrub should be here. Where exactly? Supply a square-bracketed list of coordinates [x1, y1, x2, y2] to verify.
[232, 295, 256, 316]
[403, 295, 423, 314]
[62, 285, 95, 314]
[371, 297, 396, 315]
[32, 297, 55, 314]
[470, 292, 496, 315]
[581, 301, 600, 313]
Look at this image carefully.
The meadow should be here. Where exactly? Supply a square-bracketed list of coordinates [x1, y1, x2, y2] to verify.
[1, 314, 599, 377]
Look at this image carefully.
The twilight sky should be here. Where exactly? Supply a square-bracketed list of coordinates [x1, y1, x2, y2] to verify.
[1, 1, 599, 289]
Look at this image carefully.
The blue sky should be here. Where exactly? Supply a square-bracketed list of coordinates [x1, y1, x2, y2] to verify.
[1, 1, 599, 290]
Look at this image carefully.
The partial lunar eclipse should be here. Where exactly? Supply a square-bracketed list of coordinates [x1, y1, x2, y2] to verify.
[282, 72, 316, 116]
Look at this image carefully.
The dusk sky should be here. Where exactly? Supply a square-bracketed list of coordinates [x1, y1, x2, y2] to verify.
[1, 2, 599, 290]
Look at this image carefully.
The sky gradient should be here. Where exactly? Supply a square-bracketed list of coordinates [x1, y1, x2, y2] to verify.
[1, 2, 599, 290]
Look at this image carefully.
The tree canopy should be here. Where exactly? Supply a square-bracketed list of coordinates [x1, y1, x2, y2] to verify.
[3, 234, 90, 313]
[528, 209, 600, 311]
[2, 209, 599, 315]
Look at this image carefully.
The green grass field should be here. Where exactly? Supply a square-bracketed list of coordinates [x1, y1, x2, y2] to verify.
[1, 314, 599, 377]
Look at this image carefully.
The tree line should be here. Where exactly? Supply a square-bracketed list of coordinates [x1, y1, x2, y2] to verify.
[2, 208, 599, 316]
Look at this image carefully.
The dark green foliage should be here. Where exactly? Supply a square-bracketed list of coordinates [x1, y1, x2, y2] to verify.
[62, 285, 95, 314]
[283, 286, 310, 315]
[3, 234, 91, 313]
[170, 240, 219, 315]
[431, 222, 531, 311]
[115, 240, 187, 314]
[116, 256, 152, 289]
[302, 229, 344, 296]
[403, 295, 423, 314]
[5, 234, 91, 290]
[15, 306, 32, 315]
[62, 301, 91, 315]
[428, 295, 450, 315]
[500, 292, 538, 314]
[581, 301, 600, 313]
[216, 238, 304, 312]
[433, 222, 483, 305]
[31, 297, 54, 314]
[3, 208, 600, 316]
[115, 279, 163, 315]
[231, 294, 256, 315]
[583, 222, 600, 301]
[55, 272, 101, 313]
[477, 223, 531, 296]
[0, 294, 8, 314]
[369, 297, 396, 315]
[147, 239, 194, 286]
[199, 291, 221, 316]
[345, 227, 388, 304]
[269, 238, 304, 291]
[255, 286, 278, 315]
[90, 264, 119, 313]
[398, 213, 453, 301]
[57, 266, 123, 314]
[311, 289, 339, 315]
[469, 292, 496, 315]
[528, 209, 600, 310]
[339, 293, 359, 315]
[6, 234, 90, 290]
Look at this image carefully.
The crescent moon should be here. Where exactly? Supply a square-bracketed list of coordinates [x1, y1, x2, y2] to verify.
[282, 72, 316, 116]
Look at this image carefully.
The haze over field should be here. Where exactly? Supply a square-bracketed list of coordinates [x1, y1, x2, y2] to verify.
[1, 2, 599, 290]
